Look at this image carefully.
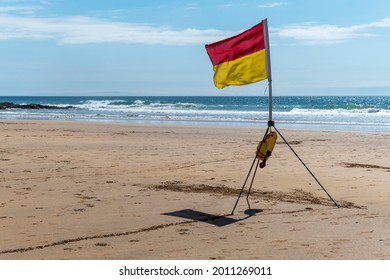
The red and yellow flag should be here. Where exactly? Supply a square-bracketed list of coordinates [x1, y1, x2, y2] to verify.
[205, 21, 267, 89]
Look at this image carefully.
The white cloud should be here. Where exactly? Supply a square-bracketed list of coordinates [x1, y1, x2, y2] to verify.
[0, 5, 26, 11]
[4, 8, 389, 47]
[0, 0, 28, 2]
[0, 3, 42, 14]
[0, 14, 230, 45]
[222, 4, 234, 8]
[276, 18, 390, 44]
[183, 3, 198, 11]
[258, 2, 287, 8]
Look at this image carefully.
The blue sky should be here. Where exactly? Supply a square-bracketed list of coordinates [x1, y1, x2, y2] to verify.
[1, 0, 390, 96]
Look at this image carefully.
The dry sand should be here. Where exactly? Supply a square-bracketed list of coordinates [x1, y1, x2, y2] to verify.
[0, 120, 389, 259]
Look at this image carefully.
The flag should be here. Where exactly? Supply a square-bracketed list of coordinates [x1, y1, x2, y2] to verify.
[205, 21, 267, 89]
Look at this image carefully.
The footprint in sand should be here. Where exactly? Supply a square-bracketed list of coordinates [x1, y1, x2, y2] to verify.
[177, 228, 190, 235]
[95, 243, 109, 247]
[289, 228, 304, 232]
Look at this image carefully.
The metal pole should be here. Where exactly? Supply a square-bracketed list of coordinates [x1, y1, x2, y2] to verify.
[231, 126, 271, 215]
[272, 126, 340, 208]
[231, 155, 258, 215]
[263, 18, 273, 123]
[246, 158, 260, 210]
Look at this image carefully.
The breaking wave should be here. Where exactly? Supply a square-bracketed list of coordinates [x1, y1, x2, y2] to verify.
[1, 96, 389, 132]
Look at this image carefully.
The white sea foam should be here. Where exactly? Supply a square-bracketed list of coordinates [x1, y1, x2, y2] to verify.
[1, 96, 389, 133]
[288, 107, 388, 115]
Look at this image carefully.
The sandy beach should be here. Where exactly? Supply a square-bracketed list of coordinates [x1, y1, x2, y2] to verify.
[0, 120, 389, 259]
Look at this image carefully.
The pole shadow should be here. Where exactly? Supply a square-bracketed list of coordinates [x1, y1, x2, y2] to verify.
[162, 208, 262, 227]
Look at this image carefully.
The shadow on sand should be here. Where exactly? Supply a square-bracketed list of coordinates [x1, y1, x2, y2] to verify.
[162, 208, 262, 227]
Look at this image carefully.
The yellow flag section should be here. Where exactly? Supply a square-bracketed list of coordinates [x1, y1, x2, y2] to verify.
[256, 131, 277, 168]
[205, 21, 267, 89]
[212, 50, 267, 88]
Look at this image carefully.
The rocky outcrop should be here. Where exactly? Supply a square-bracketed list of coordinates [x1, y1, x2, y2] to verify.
[0, 102, 74, 110]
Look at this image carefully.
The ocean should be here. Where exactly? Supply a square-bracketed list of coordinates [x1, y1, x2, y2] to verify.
[1, 96, 389, 133]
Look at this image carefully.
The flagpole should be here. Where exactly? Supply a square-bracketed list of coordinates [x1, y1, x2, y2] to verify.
[263, 18, 273, 124]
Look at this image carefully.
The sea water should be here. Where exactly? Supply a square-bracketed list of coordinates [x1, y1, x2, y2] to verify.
[0, 96, 389, 133]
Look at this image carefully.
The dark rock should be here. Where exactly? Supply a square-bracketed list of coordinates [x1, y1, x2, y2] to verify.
[0, 102, 74, 110]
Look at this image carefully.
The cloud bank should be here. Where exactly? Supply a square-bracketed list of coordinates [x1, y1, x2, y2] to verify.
[0, 14, 230, 45]
[1, 9, 390, 46]
[258, 2, 287, 9]
[276, 18, 390, 44]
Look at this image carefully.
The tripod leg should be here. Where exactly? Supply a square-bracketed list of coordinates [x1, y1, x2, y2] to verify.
[231, 155, 258, 215]
[273, 126, 340, 208]
[246, 159, 260, 210]
[231, 125, 271, 215]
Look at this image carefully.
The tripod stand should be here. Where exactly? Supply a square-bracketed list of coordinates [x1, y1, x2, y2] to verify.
[231, 120, 340, 215]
